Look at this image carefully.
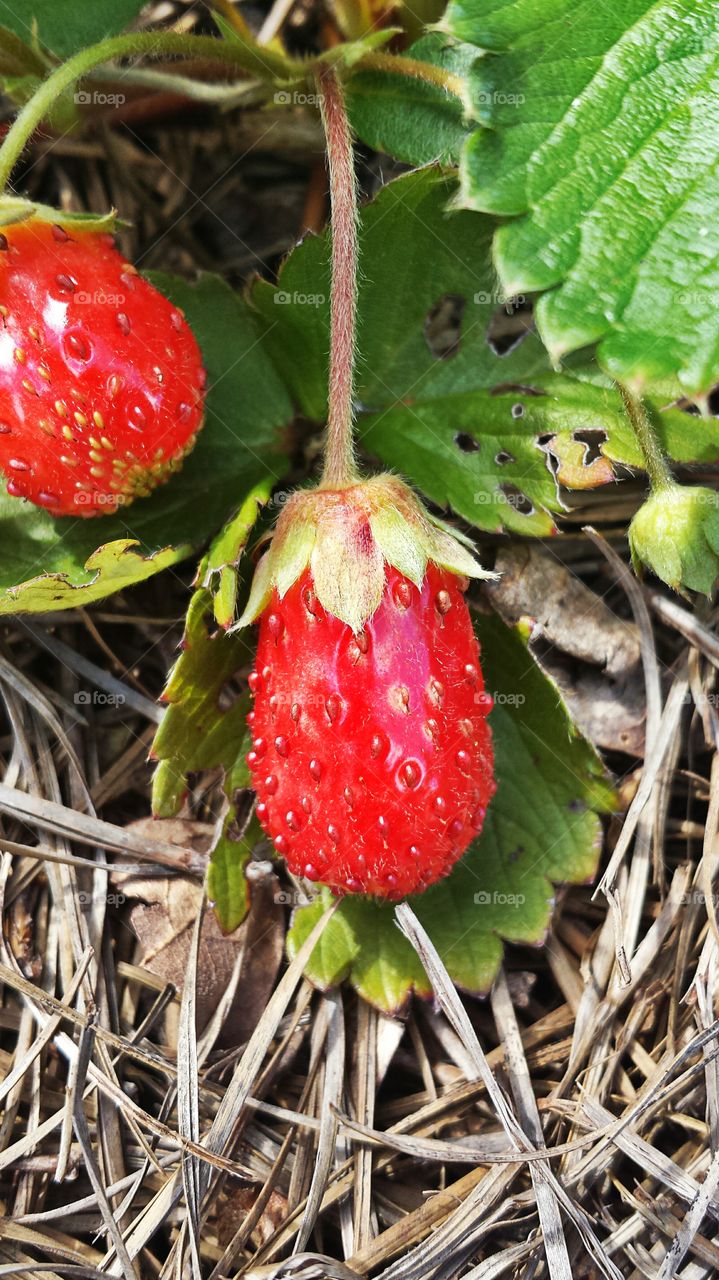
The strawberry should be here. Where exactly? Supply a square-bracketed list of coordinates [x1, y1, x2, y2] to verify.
[239, 475, 496, 900]
[0, 215, 205, 517]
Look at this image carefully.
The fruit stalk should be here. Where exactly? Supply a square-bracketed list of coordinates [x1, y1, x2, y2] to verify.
[617, 382, 672, 492]
[317, 66, 359, 490]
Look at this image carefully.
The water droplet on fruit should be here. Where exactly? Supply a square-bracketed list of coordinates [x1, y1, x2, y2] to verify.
[301, 795, 312, 813]
[378, 815, 390, 835]
[304, 863, 320, 881]
[455, 749, 471, 773]
[56, 273, 77, 293]
[248, 671, 261, 693]
[464, 663, 478, 684]
[392, 580, 412, 610]
[8, 458, 29, 471]
[286, 810, 301, 831]
[435, 589, 451, 615]
[261, 665, 272, 681]
[269, 695, 278, 716]
[424, 718, 439, 742]
[268, 613, 284, 641]
[252, 737, 267, 759]
[65, 332, 90, 361]
[275, 736, 289, 757]
[448, 818, 464, 839]
[274, 834, 288, 854]
[343, 786, 353, 807]
[409, 844, 421, 859]
[370, 732, 389, 759]
[170, 310, 184, 331]
[6, 480, 22, 496]
[291, 702, 301, 722]
[51, 224, 69, 242]
[178, 401, 192, 420]
[433, 795, 447, 816]
[256, 801, 267, 819]
[108, 374, 123, 398]
[264, 774, 278, 794]
[38, 491, 58, 506]
[400, 761, 421, 788]
[327, 823, 340, 844]
[309, 759, 323, 782]
[247, 751, 260, 768]
[325, 694, 342, 723]
[345, 877, 363, 892]
[0, 423, 11, 434]
[116, 312, 131, 335]
[471, 805, 486, 829]
[383, 873, 398, 890]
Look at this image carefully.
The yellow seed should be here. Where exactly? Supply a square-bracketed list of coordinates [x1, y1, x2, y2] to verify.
[89, 450, 103, 463]
[38, 365, 51, 381]
[93, 411, 105, 430]
[54, 400, 67, 417]
[13, 347, 25, 364]
[62, 425, 74, 441]
[0, 305, 8, 318]
[60, 455, 77, 468]
[88, 436, 101, 449]
[37, 419, 53, 436]
[28, 326, 39, 341]
[21, 379, 35, 394]
[74, 411, 87, 428]
[90, 466, 104, 478]
[101, 437, 113, 451]
[154, 448, 164, 460]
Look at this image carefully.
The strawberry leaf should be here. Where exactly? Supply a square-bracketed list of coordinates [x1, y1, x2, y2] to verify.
[151, 588, 251, 818]
[347, 34, 478, 166]
[252, 169, 719, 536]
[447, 0, 719, 394]
[287, 612, 614, 1012]
[0, 275, 290, 614]
[3, 1, 148, 57]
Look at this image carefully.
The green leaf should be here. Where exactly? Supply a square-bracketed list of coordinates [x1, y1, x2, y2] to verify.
[207, 812, 262, 934]
[2, 0, 148, 57]
[288, 612, 613, 1012]
[151, 587, 252, 818]
[347, 34, 478, 166]
[447, 0, 719, 395]
[253, 169, 719, 536]
[0, 274, 290, 614]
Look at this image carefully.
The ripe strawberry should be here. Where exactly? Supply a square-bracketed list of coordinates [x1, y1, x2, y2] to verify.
[240, 475, 496, 900]
[0, 216, 205, 517]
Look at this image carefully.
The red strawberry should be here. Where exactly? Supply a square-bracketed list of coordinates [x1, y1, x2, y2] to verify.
[239, 476, 496, 900]
[0, 216, 205, 516]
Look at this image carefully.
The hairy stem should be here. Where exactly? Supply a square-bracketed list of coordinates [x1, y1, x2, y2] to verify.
[0, 31, 302, 191]
[318, 66, 360, 489]
[617, 382, 673, 491]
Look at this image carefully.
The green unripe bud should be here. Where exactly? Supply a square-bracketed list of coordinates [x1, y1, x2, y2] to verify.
[629, 483, 719, 595]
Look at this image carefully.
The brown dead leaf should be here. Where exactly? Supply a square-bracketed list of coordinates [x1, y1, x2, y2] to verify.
[487, 544, 646, 755]
[545, 430, 615, 489]
[216, 1185, 288, 1249]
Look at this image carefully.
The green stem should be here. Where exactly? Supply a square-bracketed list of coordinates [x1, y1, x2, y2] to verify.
[318, 67, 360, 490]
[617, 382, 673, 492]
[0, 31, 304, 191]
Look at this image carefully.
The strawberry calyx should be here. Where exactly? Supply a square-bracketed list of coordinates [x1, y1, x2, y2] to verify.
[0, 195, 117, 235]
[236, 474, 495, 634]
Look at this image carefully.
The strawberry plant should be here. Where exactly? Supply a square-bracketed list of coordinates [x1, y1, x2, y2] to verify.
[1, 0, 718, 1015]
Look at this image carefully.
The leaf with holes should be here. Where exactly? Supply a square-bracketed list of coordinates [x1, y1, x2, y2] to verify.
[287, 611, 614, 1011]
[447, 0, 719, 395]
[253, 169, 719, 536]
[347, 34, 478, 166]
[0, 274, 290, 614]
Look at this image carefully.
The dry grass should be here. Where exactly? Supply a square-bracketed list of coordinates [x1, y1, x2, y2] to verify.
[1, 4, 719, 1276]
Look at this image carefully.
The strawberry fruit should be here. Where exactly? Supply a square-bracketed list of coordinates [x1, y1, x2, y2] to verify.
[0, 215, 205, 517]
[240, 476, 496, 900]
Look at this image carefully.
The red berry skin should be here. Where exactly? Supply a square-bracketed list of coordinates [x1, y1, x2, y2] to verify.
[0, 219, 205, 516]
[248, 564, 495, 901]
